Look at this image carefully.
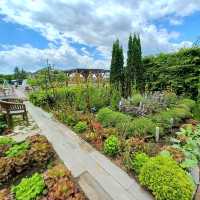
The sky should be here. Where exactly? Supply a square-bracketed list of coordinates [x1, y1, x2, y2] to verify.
[0, 0, 200, 74]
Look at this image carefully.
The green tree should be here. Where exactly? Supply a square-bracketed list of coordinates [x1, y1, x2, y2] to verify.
[110, 39, 124, 92]
[126, 34, 135, 97]
[134, 34, 144, 92]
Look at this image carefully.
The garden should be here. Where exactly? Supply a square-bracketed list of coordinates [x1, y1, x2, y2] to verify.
[27, 41, 200, 200]
[0, 134, 86, 200]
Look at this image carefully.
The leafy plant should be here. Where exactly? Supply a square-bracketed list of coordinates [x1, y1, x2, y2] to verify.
[0, 188, 11, 200]
[130, 93, 143, 106]
[0, 136, 15, 146]
[11, 173, 45, 200]
[0, 157, 14, 184]
[177, 99, 196, 110]
[104, 135, 120, 156]
[130, 152, 149, 174]
[74, 121, 87, 133]
[123, 117, 159, 137]
[5, 142, 29, 158]
[139, 155, 195, 200]
[44, 164, 85, 200]
[96, 107, 131, 127]
[28, 135, 54, 166]
[174, 126, 200, 169]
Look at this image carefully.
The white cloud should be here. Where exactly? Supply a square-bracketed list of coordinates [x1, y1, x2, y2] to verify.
[0, 44, 107, 74]
[0, 0, 199, 73]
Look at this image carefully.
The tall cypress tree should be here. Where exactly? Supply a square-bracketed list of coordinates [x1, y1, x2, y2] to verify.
[126, 34, 134, 97]
[135, 34, 144, 92]
[110, 39, 124, 91]
[110, 42, 117, 85]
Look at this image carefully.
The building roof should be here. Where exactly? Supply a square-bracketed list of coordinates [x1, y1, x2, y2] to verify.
[64, 68, 110, 74]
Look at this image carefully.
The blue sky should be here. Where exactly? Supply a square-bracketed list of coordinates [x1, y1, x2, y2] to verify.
[0, 0, 200, 74]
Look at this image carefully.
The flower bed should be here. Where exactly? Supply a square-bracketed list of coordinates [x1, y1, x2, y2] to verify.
[29, 87, 199, 199]
[0, 134, 86, 200]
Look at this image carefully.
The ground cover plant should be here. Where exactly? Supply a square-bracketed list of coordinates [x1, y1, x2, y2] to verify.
[0, 134, 86, 200]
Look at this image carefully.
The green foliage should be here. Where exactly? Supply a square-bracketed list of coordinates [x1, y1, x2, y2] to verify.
[144, 47, 200, 99]
[177, 98, 196, 110]
[193, 102, 200, 120]
[125, 34, 144, 95]
[123, 118, 158, 137]
[139, 155, 195, 200]
[130, 152, 149, 174]
[104, 135, 120, 156]
[74, 121, 87, 133]
[174, 126, 200, 169]
[5, 142, 29, 158]
[163, 91, 177, 106]
[152, 102, 192, 129]
[130, 93, 143, 106]
[96, 107, 131, 128]
[12, 173, 45, 200]
[110, 89, 121, 110]
[110, 39, 124, 91]
[64, 114, 78, 127]
[29, 85, 111, 112]
[0, 136, 15, 146]
[29, 91, 50, 107]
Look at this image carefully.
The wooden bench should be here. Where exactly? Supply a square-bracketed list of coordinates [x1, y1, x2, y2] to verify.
[0, 98, 28, 128]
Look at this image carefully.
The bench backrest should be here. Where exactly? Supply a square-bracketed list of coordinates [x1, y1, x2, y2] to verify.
[0, 100, 26, 113]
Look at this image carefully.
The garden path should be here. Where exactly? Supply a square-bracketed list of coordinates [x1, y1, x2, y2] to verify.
[16, 88, 153, 200]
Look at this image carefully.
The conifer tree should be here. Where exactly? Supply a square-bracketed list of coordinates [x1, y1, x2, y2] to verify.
[110, 39, 124, 91]
[134, 34, 144, 92]
[126, 34, 134, 96]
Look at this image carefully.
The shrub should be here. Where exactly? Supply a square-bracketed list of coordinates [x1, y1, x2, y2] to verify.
[193, 102, 200, 120]
[130, 152, 149, 174]
[12, 173, 45, 200]
[169, 107, 192, 121]
[139, 155, 195, 200]
[74, 121, 87, 133]
[29, 91, 48, 107]
[5, 142, 29, 158]
[97, 108, 131, 127]
[163, 91, 177, 106]
[0, 136, 15, 146]
[110, 89, 121, 110]
[85, 132, 98, 142]
[152, 110, 174, 129]
[130, 94, 143, 106]
[64, 114, 78, 127]
[124, 118, 158, 137]
[177, 98, 196, 110]
[104, 135, 120, 156]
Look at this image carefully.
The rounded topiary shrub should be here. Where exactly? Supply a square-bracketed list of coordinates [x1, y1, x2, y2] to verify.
[74, 121, 87, 133]
[139, 155, 195, 200]
[104, 135, 120, 156]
